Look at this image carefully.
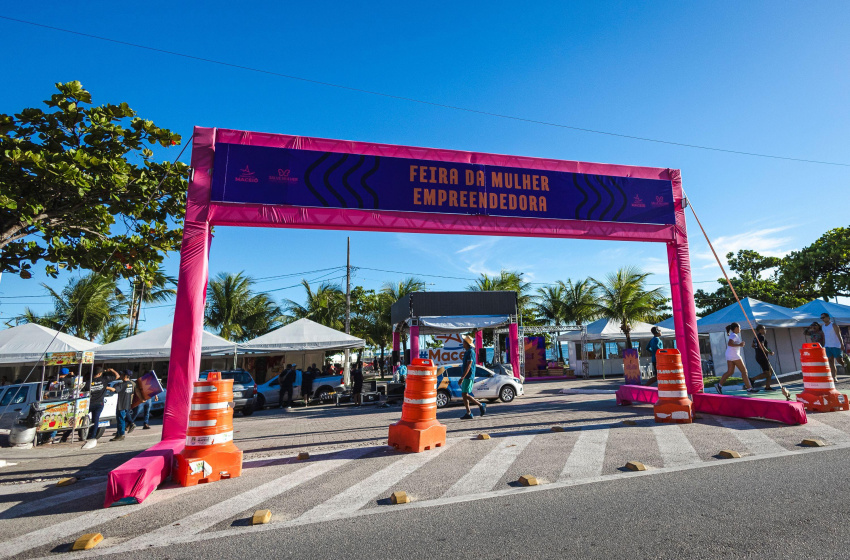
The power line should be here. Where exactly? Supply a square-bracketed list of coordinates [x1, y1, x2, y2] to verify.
[2, 15, 847, 168]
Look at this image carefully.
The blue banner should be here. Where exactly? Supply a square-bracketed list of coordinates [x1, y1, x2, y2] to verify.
[210, 143, 676, 225]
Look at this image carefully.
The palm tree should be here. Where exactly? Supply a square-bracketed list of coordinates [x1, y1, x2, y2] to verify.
[559, 279, 599, 327]
[534, 284, 567, 360]
[380, 277, 425, 357]
[469, 269, 533, 317]
[126, 270, 177, 336]
[101, 321, 129, 343]
[18, 274, 123, 341]
[205, 272, 284, 341]
[17, 307, 60, 330]
[591, 267, 666, 347]
[284, 280, 346, 330]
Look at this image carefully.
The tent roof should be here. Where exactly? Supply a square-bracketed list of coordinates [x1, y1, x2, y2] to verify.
[557, 317, 674, 342]
[93, 323, 236, 360]
[404, 315, 513, 334]
[696, 298, 799, 333]
[792, 300, 850, 323]
[239, 318, 365, 353]
[0, 323, 98, 364]
[654, 315, 701, 331]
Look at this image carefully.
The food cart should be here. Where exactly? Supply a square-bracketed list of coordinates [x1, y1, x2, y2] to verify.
[32, 351, 95, 445]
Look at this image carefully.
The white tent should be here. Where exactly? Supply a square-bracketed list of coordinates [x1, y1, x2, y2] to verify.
[792, 300, 850, 324]
[0, 323, 97, 364]
[93, 323, 236, 360]
[239, 318, 365, 353]
[654, 315, 701, 331]
[557, 317, 675, 342]
[696, 297, 799, 334]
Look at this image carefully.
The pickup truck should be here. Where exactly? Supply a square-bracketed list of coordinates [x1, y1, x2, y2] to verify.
[256, 370, 344, 408]
[1, 382, 117, 446]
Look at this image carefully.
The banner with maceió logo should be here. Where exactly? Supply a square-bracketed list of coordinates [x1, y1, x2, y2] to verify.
[211, 142, 676, 225]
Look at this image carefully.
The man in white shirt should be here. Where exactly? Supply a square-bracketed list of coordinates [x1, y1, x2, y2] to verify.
[821, 313, 845, 382]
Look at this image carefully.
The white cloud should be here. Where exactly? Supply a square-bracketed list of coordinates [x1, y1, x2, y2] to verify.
[694, 225, 796, 262]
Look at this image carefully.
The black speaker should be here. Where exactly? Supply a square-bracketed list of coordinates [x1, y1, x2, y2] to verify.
[403, 349, 411, 365]
[391, 350, 400, 365]
[478, 348, 487, 363]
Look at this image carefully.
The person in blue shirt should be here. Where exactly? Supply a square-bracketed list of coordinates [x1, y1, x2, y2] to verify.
[645, 327, 664, 385]
[459, 334, 486, 420]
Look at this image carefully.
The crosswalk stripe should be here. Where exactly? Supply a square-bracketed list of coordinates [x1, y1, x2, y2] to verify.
[652, 425, 701, 468]
[803, 417, 850, 445]
[0, 483, 197, 560]
[101, 447, 375, 556]
[559, 428, 608, 481]
[298, 441, 455, 522]
[715, 416, 785, 455]
[442, 435, 535, 498]
[0, 480, 102, 520]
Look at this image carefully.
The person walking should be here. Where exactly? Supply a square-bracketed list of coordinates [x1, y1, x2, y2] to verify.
[716, 322, 758, 394]
[805, 322, 826, 346]
[821, 313, 845, 382]
[85, 366, 119, 441]
[394, 360, 407, 383]
[278, 364, 295, 409]
[459, 334, 486, 419]
[351, 360, 364, 406]
[111, 371, 136, 441]
[301, 365, 314, 407]
[747, 325, 776, 391]
[645, 327, 664, 385]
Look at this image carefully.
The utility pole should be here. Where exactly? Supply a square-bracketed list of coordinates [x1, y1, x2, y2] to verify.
[344, 237, 351, 386]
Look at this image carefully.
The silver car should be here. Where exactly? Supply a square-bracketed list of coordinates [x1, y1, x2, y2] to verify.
[199, 370, 257, 416]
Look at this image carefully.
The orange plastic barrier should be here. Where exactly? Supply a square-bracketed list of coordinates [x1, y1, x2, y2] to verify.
[388, 358, 447, 452]
[796, 343, 849, 413]
[653, 349, 693, 424]
[174, 371, 243, 486]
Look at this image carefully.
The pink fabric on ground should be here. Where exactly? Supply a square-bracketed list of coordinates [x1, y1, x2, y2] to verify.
[509, 323, 520, 379]
[104, 439, 184, 507]
[616, 385, 808, 425]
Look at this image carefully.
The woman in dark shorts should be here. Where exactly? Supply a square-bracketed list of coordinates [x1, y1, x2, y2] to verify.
[352, 361, 364, 406]
[748, 325, 776, 391]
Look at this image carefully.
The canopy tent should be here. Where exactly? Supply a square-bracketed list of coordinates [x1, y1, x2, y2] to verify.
[654, 315, 700, 331]
[696, 298, 799, 333]
[403, 314, 513, 335]
[557, 318, 675, 342]
[238, 318, 365, 353]
[93, 323, 236, 360]
[0, 323, 97, 364]
[791, 300, 850, 324]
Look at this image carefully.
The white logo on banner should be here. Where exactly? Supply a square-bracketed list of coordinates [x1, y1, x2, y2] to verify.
[425, 334, 466, 366]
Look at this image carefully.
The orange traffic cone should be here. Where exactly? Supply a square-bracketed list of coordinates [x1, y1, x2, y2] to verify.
[796, 343, 849, 412]
[653, 349, 693, 424]
[388, 358, 447, 452]
[175, 372, 243, 486]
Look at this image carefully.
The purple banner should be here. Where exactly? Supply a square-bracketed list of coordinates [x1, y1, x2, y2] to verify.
[211, 143, 675, 225]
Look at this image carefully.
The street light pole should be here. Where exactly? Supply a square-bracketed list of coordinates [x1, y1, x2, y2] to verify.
[344, 237, 351, 386]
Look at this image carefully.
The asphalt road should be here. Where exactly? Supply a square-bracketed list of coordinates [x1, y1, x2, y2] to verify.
[88, 445, 850, 560]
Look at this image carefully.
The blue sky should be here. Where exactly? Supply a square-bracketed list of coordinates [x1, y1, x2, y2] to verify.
[1, 2, 848, 333]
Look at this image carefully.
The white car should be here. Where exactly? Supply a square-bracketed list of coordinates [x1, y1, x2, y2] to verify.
[435, 364, 524, 409]
[256, 370, 345, 408]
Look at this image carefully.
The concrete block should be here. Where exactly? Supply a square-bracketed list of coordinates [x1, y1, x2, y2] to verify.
[476, 434, 491, 440]
[57, 477, 77, 487]
[297, 452, 310, 460]
[622, 420, 637, 426]
[550, 426, 565, 432]
[518, 475, 539, 486]
[801, 439, 826, 447]
[718, 450, 741, 459]
[391, 491, 410, 504]
[71, 533, 103, 551]
[252, 510, 272, 525]
[625, 461, 647, 471]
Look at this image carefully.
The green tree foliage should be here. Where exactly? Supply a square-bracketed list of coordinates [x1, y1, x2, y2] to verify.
[351, 287, 393, 365]
[558, 278, 599, 327]
[592, 267, 666, 347]
[17, 273, 123, 341]
[126, 271, 176, 336]
[205, 272, 283, 341]
[694, 249, 806, 315]
[780, 226, 850, 300]
[284, 279, 346, 330]
[469, 269, 534, 324]
[380, 277, 425, 355]
[0, 81, 188, 280]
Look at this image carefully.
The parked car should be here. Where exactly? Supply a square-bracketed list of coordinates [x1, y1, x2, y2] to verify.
[2, 382, 117, 445]
[435, 364, 524, 409]
[256, 370, 344, 408]
[199, 370, 257, 416]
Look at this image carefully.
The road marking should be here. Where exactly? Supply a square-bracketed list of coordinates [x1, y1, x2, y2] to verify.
[559, 428, 608, 481]
[0, 479, 103, 520]
[298, 441, 454, 522]
[442, 435, 535, 498]
[652, 425, 701, 468]
[804, 417, 850, 445]
[90, 446, 375, 556]
[0, 483, 197, 559]
[715, 416, 786, 455]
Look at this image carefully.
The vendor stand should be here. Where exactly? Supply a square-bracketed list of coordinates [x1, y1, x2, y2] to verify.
[33, 351, 96, 445]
